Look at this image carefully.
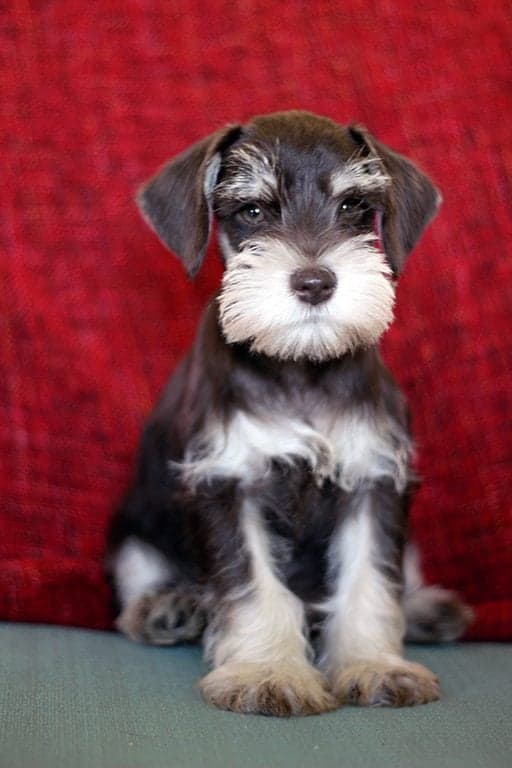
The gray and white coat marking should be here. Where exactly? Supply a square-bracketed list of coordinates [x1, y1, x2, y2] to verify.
[106, 111, 471, 716]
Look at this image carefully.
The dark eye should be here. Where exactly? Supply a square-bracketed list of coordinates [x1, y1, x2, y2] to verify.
[339, 196, 365, 214]
[237, 203, 265, 224]
[338, 196, 373, 225]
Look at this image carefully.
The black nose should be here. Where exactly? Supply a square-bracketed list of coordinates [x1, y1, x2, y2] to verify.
[290, 267, 336, 305]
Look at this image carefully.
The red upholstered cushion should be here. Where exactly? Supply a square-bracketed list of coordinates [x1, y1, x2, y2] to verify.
[1, 0, 511, 638]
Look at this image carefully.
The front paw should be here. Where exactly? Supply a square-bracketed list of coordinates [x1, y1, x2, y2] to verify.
[332, 659, 440, 707]
[199, 661, 337, 716]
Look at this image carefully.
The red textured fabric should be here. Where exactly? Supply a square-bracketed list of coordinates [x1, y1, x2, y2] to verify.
[1, 1, 511, 638]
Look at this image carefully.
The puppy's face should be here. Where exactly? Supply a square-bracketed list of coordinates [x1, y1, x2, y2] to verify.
[214, 115, 395, 361]
[138, 111, 440, 362]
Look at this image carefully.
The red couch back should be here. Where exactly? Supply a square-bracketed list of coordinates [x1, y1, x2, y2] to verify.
[2, 0, 511, 638]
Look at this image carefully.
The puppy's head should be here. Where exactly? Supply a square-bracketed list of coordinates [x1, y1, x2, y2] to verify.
[138, 111, 440, 361]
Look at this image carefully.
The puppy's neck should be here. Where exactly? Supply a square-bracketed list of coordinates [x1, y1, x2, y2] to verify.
[196, 299, 384, 408]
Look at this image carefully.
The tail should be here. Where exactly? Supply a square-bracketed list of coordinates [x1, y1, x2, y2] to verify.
[402, 545, 474, 643]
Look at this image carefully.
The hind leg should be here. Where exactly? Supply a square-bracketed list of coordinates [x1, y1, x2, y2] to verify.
[402, 545, 473, 642]
[116, 586, 206, 645]
[111, 537, 206, 645]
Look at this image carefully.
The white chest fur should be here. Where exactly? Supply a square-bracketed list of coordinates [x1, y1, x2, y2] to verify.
[175, 405, 410, 493]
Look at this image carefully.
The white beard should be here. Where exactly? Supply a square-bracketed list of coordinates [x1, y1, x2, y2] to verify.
[217, 234, 395, 361]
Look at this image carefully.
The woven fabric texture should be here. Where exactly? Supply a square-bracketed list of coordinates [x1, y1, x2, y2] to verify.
[1, 0, 511, 637]
[2, 624, 512, 768]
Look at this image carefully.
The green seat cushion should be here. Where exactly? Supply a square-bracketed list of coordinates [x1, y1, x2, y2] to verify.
[1, 623, 511, 768]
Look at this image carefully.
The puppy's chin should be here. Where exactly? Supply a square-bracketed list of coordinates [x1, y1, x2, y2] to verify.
[220, 316, 386, 362]
[217, 236, 396, 362]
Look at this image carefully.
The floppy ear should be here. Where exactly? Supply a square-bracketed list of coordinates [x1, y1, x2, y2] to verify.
[137, 125, 242, 278]
[349, 125, 441, 274]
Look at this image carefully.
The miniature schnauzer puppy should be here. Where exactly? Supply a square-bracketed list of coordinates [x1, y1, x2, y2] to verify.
[106, 111, 472, 716]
